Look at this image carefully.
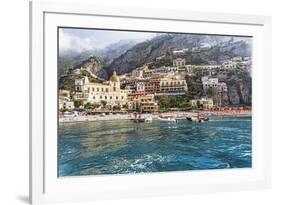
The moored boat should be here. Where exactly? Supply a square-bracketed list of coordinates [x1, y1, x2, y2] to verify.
[158, 117, 176, 122]
[144, 116, 153, 123]
[186, 114, 209, 123]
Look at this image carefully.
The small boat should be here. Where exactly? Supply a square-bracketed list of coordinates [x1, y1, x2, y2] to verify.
[131, 113, 146, 123]
[186, 114, 209, 123]
[158, 117, 176, 122]
[132, 118, 145, 123]
[144, 116, 153, 123]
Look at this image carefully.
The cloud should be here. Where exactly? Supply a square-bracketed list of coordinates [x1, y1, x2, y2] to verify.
[59, 30, 98, 53]
[59, 28, 157, 54]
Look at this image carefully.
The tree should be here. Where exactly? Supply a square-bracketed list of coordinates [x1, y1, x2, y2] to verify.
[159, 97, 170, 109]
[185, 74, 204, 100]
[74, 99, 84, 108]
[196, 100, 201, 109]
[180, 101, 192, 110]
[84, 102, 93, 109]
[122, 103, 129, 109]
[170, 98, 177, 108]
[113, 105, 121, 111]
[100, 100, 107, 108]
[92, 103, 101, 109]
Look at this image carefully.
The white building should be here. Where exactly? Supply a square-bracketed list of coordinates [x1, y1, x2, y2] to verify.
[173, 58, 186, 67]
[201, 76, 227, 92]
[59, 89, 74, 110]
[74, 71, 128, 107]
[131, 67, 145, 78]
[222, 60, 238, 70]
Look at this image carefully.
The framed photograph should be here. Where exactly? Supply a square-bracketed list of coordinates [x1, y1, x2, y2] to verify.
[30, 1, 272, 204]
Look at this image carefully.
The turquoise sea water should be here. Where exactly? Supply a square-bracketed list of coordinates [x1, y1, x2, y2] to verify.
[58, 116, 252, 177]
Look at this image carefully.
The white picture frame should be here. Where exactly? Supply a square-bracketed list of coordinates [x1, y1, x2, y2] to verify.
[30, 0, 272, 204]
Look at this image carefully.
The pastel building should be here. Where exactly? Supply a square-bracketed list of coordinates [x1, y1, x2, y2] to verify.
[59, 89, 74, 110]
[159, 76, 188, 95]
[201, 76, 227, 93]
[129, 94, 158, 113]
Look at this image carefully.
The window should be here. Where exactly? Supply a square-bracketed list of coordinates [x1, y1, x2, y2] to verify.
[110, 96, 112, 99]
[105, 96, 107, 99]
[97, 88, 99, 92]
[92, 88, 95, 92]
[100, 96, 102, 99]
[116, 96, 118, 100]
[101, 88, 104, 92]
[93, 96, 95, 99]
[106, 88, 108, 92]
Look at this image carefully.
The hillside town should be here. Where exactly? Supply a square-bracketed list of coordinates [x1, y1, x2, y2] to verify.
[59, 51, 252, 121]
[58, 29, 253, 178]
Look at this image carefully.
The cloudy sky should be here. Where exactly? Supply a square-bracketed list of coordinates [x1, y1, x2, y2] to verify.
[59, 28, 157, 53]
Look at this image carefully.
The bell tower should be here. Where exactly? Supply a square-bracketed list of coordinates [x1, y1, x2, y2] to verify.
[109, 71, 120, 92]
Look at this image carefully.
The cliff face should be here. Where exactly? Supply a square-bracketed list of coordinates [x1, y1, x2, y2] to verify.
[59, 57, 104, 92]
[231, 80, 251, 105]
[225, 70, 252, 106]
[74, 56, 108, 79]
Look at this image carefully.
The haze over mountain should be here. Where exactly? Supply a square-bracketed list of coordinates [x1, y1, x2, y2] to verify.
[105, 34, 251, 77]
[58, 39, 139, 77]
[59, 33, 251, 78]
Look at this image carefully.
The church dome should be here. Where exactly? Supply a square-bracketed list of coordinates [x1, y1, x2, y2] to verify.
[110, 71, 119, 82]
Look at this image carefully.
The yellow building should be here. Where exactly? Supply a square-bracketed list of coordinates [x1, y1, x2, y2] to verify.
[74, 71, 128, 107]
[159, 75, 188, 95]
[129, 94, 158, 113]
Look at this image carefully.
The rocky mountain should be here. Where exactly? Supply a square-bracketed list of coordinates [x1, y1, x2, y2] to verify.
[186, 65, 252, 106]
[58, 40, 138, 77]
[105, 34, 251, 77]
[226, 67, 252, 105]
[99, 40, 138, 64]
[74, 56, 107, 78]
[59, 56, 104, 92]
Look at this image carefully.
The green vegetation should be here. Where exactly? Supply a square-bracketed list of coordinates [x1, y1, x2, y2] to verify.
[113, 105, 122, 111]
[100, 100, 107, 107]
[58, 56, 75, 76]
[60, 83, 75, 94]
[74, 99, 84, 108]
[185, 70, 204, 100]
[122, 103, 129, 109]
[84, 102, 101, 110]
[158, 96, 192, 110]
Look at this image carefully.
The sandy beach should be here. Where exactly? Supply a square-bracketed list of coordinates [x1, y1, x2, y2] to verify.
[59, 109, 251, 123]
